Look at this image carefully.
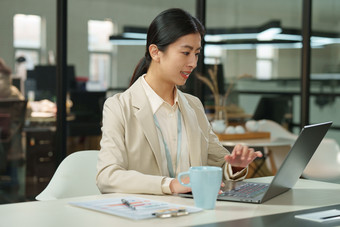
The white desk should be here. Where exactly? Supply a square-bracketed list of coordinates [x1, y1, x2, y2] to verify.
[1, 177, 340, 227]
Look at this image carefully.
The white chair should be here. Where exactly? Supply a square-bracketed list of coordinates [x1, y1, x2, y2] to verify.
[257, 120, 340, 183]
[35, 150, 101, 201]
[303, 138, 340, 183]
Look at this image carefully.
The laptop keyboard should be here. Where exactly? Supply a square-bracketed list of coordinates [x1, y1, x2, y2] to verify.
[220, 183, 269, 198]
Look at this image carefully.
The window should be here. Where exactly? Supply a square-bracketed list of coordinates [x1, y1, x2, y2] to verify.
[14, 14, 41, 48]
[89, 53, 110, 88]
[256, 45, 277, 79]
[204, 46, 223, 65]
[88, 20, 114, 90]
[13, 14, 42, 70]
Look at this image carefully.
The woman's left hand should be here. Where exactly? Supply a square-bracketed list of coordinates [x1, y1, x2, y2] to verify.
[224, 144, 263, 168]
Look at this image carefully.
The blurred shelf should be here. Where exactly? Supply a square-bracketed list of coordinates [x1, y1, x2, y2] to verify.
[216, 132, 271, 140]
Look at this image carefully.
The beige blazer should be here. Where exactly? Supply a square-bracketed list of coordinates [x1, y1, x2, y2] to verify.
[96, 77, 243, 195]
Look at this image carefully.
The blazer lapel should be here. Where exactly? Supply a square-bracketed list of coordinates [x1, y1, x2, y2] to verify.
[178, 92, 203, 166]
[130, 79, 164, 174]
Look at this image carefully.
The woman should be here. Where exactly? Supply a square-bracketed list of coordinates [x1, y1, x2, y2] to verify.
[97, 8, 262, 195]
[0, 58, 24, 100]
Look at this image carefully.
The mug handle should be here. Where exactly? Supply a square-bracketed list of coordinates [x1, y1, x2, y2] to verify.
[177, 171, 191, 187]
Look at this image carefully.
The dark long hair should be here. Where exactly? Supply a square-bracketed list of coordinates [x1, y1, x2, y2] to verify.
[129, 8, 205, 86]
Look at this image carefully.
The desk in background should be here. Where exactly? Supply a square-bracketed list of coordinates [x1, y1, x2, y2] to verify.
[1, 177, 340, 227]
[219, 136, 295, 176]
[24, 112, 74, 199]
[24, 124, 56, 200]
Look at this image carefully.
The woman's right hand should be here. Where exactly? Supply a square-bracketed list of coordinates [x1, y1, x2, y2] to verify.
[170, 178, 192, 194]
[170, 177, 225, 194]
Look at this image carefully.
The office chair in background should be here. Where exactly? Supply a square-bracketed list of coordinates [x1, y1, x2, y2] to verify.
[0, 100, 27, 203]
[67, 91, 106, 137]
[35, 150, 101, 201]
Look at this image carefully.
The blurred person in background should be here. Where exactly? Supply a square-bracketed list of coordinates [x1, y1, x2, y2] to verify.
[0, 58, 24, 100]
[0, 57, 28, 203]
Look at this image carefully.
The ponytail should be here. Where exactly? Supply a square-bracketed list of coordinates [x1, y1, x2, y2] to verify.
[129, 8, 205, 87]
[129, 54, 151, 86]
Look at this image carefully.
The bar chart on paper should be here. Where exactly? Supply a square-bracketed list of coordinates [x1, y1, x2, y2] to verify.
[69, 196, 202, 220]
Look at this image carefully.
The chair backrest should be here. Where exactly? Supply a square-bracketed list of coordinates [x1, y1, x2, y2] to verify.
[258, 119, 340, 183]
[67, 91, 106, 136]
[303, 138, 340, 182]
[0, 113, 11, 140]
[0, 100, 27, 171]
[0, 99, 27, 141]
[35, 150, 101, 201]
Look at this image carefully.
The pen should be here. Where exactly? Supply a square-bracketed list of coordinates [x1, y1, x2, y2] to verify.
[321, 214, 340, 220]
[121, 199, 136, 210]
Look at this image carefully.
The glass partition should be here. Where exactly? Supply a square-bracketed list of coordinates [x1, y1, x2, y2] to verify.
[311, 0, 340, 143]
[205, 0, 302, 132]
[1, 0, 339, 204]
[0, 0, 57, 204]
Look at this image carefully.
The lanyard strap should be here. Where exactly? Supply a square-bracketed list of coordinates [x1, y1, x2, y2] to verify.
[153, 108, 182, 178]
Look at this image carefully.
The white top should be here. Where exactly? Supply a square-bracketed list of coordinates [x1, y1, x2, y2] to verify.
[141, 75, 189, 193]
[141, 75, 247, 193]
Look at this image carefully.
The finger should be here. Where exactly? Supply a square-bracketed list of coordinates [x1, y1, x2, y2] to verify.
[225, 155, 236, 165]
[224, 154, 231, 162]
[235, 148, 253, 166]
[249, 150, 262, 161]
[245, 151, 262, 164]
[246, 148, 256, 161]
[231, 144, 243, 158]
[233, 144, 243, 156]
[225, 148, 238, 160]
[239, 145, 250, 161]
[183, 176, 190, 184]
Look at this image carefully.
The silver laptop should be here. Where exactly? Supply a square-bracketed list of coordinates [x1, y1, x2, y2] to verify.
[180, 121, 332, 204]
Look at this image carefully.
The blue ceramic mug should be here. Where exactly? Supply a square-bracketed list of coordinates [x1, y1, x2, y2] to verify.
[178, 166, 222, 209]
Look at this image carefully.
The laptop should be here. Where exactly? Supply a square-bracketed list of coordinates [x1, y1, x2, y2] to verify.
[180, 121, 332, 204]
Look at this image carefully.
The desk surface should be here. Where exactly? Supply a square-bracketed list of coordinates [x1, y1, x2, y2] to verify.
[1, 177, 340, 227]
[27, 112, 75, 123]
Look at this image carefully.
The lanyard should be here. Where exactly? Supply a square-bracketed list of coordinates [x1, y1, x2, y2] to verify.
[153, 108, 182, 178]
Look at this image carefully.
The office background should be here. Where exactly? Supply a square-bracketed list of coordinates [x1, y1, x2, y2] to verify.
[0, 0, 339, 203]
[1, 0, 339, 128]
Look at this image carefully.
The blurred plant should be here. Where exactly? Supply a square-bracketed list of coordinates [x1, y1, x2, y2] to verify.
[195, 63, 252, 120]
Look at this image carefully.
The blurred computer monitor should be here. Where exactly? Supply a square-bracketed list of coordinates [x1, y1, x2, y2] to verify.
[25, 65, 76, 101]
[12, 78, 21, 91]
[67, 91, 106, 136]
